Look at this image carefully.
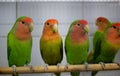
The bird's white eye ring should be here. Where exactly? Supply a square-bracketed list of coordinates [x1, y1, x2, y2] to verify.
[77, 23, 81, 27]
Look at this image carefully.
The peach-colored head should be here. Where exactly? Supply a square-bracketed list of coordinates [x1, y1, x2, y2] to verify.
[106, 22, 120, 46]
[69, 20, 89, 43]
[43, 19, 59, 34]
[14, 16, 34, 40]
[96, 17, 110, 31]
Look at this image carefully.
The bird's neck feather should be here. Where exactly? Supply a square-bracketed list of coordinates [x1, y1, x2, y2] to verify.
[15, 24, 31, 40]
[98, 24, 107, 31]
[71, 30, 88, 43]
[106, 31, 120, 46]
[42, 31, 60, 41]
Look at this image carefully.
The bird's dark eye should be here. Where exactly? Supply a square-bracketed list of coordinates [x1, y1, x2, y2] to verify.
[112, 26, 117, 29]
[77, 24, 81, 27]
[47, 23, 49, 26]
[99, 20, 102, 22]
[22, 21, 25, 24]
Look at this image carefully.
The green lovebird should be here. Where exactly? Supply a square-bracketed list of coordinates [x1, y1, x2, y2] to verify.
[87, 17, 111, 63]
[7, 16, 34, 76]
[91, 22, 120, 76]
[65, 20, 89, 76]
[40, 19, 63, 76]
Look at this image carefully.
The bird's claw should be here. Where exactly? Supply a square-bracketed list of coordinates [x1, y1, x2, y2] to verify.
[114, 62, 120, 67]
[99, 62, 105, 69]
[12, 65, 17, 75]
[28, 65, 34, 72]
[64, 63, 69, 71]
[57, 63, 61, 71]
[84, 62, 88, 71]
[25, 64, 34, 72]
[44, 64, 48, 72]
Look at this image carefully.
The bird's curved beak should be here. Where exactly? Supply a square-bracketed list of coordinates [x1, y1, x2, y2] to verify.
[29, 23, 34, 32]
[52, 24, 58, 33]
[84, 25, 89, 33]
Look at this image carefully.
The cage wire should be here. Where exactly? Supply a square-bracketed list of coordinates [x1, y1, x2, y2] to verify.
[0, 0, 120, 75]
[0, 0, 120, 2]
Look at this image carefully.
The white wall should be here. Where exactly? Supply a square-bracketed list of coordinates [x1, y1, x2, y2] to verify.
[0, 1, 120, 76]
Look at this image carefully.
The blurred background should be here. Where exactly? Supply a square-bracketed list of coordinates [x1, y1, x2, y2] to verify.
[0, 0, 120, 76]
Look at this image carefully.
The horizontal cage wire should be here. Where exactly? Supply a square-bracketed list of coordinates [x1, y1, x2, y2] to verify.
[0, 0, 120, 2]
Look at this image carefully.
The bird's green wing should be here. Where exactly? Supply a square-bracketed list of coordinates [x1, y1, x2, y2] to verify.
[59, 37, 63, 63]
[7, 33, 32, 66]
[93, 31, 104, 62]
[7, 33, 12, 61]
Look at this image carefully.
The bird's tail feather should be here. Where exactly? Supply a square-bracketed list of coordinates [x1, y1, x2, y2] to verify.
[92, 71, 98, 76]
[54, 73, 60, 76]
[71, 72, 80, 76]
[12, 74, 18, 76]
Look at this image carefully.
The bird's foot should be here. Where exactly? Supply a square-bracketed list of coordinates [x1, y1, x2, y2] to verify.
[99, 62, 105, 69]
[57, 63, 61, 71]
[12, 65, 17, 75]
[64, 63, 69, 71]
[25, 64, 34, 72]
[44, 64, 48, 72]
[84, 62, 88, 71]
[114, 62, 120, 67]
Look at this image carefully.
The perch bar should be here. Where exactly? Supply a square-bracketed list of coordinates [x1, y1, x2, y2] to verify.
[0, 63, 120, 74]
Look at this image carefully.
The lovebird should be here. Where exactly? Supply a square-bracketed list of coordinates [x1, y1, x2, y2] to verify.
[91, 22, 120, 76]
[87, 17, 111, 63]
[7, 16, 34, 76]
[40, 19, 63, 76]
[65, 20, 89, 76]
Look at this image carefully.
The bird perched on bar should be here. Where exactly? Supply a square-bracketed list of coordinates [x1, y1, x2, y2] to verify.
[7, 16, 34, 76]
[65, 20, 89, 76]
[87, 17, 111, 63]
[40, 19, 63, 76]
[91, 22, 120, 76]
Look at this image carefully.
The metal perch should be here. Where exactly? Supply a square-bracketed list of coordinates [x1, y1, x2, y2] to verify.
[0, 63, 120, 74]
